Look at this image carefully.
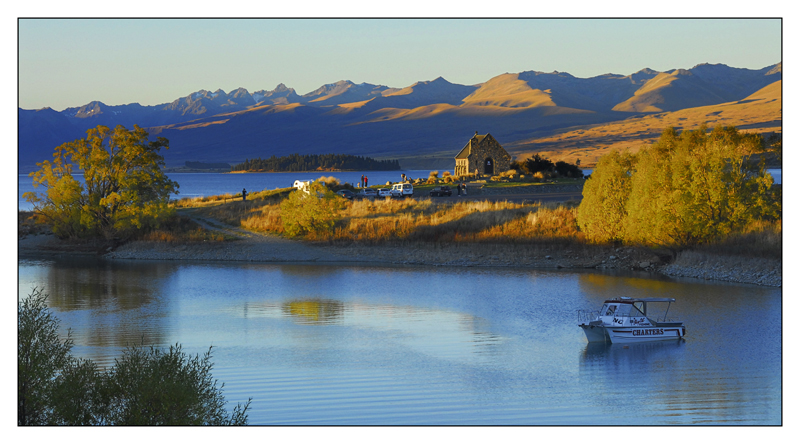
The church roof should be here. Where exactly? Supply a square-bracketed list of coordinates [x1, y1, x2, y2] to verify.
[455, 133, 491, 159]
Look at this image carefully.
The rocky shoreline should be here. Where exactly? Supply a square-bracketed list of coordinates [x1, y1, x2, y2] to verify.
[19, 230, 781, 287]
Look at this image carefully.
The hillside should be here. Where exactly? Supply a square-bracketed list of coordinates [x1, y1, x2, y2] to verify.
[512, 80, 782, 167]
[18, 62, 781, 171]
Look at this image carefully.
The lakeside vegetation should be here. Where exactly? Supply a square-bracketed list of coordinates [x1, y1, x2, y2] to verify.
[577, 125, 780, 248]
[166, 126, 780, 261]
[18, 289, 251, 425]
[23, 124, 178, 240]
[231, 153, 401, 172]
[21, 124, 781, 262]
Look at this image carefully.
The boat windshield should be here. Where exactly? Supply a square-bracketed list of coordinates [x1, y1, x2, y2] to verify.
[601, 304, 617, 316]
[631, 303, 646, 317]
[607, 303, 646, 317]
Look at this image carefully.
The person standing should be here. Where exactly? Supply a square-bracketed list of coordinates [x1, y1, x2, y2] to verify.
[365, 176, 368, 187]
[457, 183, 461, 196]
[242, 188, 247, 201]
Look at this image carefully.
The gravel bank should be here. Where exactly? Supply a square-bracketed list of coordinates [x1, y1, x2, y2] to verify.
[658, 250, 782, 287]
[19, 216, 780, 287]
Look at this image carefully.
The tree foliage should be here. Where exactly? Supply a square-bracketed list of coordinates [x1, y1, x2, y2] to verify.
[511, 154, 583, 177]
[18, 288, 75, 425]
[576, 150, 636, 243]
[24, 125, 178, 239]
[280, 181, 344, 237]
[103, 344, 250, 425]
[18, 290, 250, 425]
[578, 125, 780, 247]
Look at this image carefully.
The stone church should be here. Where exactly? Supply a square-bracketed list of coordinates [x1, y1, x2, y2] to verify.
[454, 132, 511, 176]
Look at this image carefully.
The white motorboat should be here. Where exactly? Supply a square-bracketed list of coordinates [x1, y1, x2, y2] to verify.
[578, 297, 686, 344]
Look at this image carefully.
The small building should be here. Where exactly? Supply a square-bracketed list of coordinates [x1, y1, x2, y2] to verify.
[454, 132, 511, 176]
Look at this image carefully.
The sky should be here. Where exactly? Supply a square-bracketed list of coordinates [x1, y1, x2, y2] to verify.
[17, 17, 782, 111]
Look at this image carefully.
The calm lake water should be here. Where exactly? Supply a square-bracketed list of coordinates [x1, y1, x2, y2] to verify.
[17, 169, 782, 212]
[17, 257, 782, 425]
[17, 170, 432, 211]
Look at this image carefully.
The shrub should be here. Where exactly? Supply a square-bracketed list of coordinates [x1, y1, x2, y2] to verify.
[18, 288, 75, 425]
[104, 344, 250, 425]
[18, 289, 251, 425]
[280, 182, 344, 237]
[555, 161, 583, 178]
[315, 176, 340, 187]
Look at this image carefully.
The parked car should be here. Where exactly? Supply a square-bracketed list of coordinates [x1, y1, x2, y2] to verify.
[391, 183, 414, 198]
[377, 188, 392, 198]
[358, 188, 378, 199]
[429, 186, 452, 197]
[336, 190, 356, 200]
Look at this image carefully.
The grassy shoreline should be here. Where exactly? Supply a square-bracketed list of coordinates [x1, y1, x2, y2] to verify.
[19, 182, 781, 287]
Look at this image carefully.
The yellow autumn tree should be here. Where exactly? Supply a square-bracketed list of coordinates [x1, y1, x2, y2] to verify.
[579, 125, 780, 247]
[24, 125, 178, 239]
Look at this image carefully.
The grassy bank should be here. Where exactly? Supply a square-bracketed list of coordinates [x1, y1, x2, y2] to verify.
[173, 186, 780, 263]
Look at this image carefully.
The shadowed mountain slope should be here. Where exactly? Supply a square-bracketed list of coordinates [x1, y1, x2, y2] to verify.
[18, 63, 781, 171]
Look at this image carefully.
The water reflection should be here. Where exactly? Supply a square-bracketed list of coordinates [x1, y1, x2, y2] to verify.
[282, 299, 345, 325]
[18, 257, 171, 349]
[18, 258, 781, 424]
[236, 298, 505, 363]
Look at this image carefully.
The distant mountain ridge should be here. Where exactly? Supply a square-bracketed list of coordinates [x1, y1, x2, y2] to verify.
[19, 62, 781, 171]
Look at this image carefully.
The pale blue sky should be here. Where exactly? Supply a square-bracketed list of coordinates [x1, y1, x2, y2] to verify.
[18, 18, 781, 111]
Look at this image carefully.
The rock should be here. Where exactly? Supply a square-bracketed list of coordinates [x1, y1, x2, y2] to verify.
[639, 261, 650, 268]
[609, 255, 617, 260]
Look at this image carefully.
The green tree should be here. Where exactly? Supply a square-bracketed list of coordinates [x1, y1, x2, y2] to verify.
[18, 290, 251, 425]
[580, 125, 780, 247]
[280, 181, 343, 237]
[576, 150, 636, 243]
[24, 125, 178, 239]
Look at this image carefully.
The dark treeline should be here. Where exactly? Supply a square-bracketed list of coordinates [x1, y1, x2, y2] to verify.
[232, 154, 401, 172]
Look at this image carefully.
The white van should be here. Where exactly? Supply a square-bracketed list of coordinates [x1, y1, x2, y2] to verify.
[391, 183, 414, 198]
[293, 180, 312, 193]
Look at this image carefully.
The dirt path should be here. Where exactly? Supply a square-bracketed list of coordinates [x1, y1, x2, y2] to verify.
[104, 210, 360, 263]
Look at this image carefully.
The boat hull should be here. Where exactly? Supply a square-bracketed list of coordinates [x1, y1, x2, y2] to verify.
[580, 324, 685, 344]
[579, 324, 610, 343]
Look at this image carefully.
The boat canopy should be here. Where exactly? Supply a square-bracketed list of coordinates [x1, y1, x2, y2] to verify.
[604, 297, 675, 304]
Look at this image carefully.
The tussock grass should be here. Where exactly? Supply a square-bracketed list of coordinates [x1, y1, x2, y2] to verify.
[174, 188, 292, 208]
[168, 186, 780, 260]
[692, 219, 782, 259]
[139, 215, 228, 243]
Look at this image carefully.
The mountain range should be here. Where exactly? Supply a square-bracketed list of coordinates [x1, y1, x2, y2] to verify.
[18, 62, 782, 171]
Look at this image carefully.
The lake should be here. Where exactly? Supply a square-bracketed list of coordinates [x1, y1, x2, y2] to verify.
[17, 257, 781, 425]
[17, 169, 782, 212]
[17, 170, 431, 211]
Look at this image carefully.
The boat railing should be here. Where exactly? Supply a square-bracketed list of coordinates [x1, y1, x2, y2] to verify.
[577, 309, 600, 323]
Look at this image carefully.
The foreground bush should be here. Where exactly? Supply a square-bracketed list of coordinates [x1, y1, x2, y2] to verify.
[18, 289, 251, 425]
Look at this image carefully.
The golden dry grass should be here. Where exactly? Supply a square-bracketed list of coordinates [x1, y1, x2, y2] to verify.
[508, 80, 782, 167]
